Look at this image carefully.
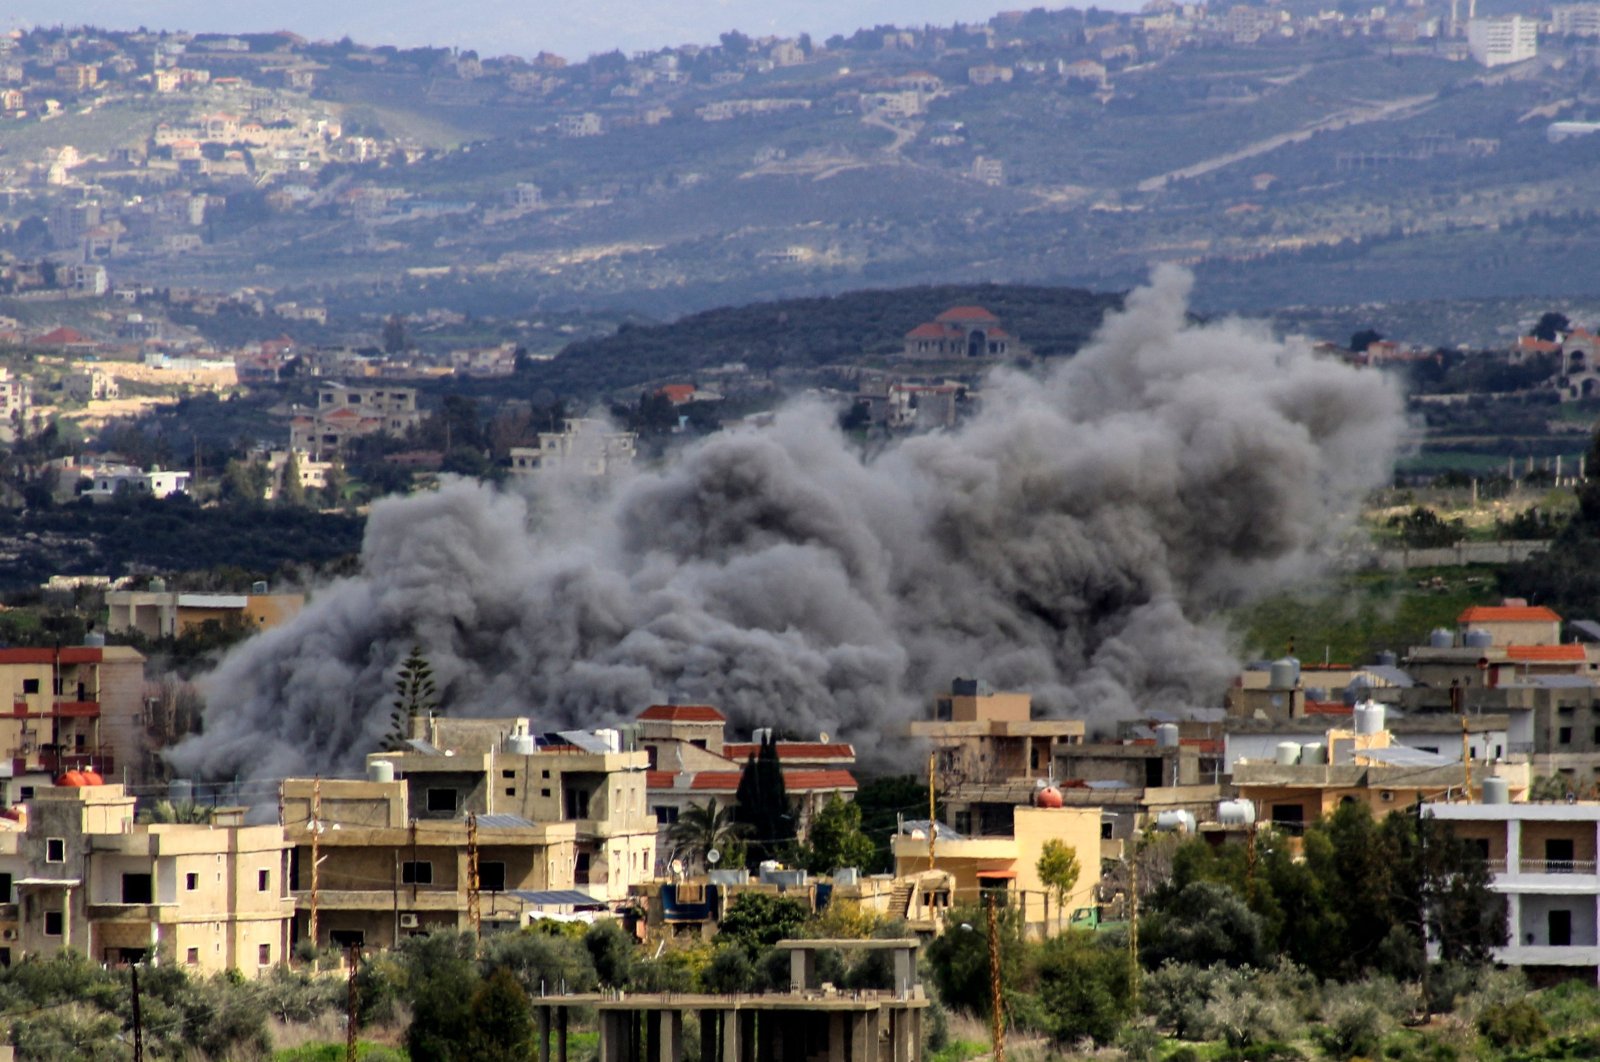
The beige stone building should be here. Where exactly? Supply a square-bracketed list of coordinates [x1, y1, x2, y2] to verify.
[909, 679, 1085, 788]
[0, 783, 291, 973]
[105, 584, 305, 640]
[0, 644, 146, 794]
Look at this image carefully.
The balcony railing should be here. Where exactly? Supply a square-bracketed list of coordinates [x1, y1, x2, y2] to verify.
[1515, 859, 1598, 875]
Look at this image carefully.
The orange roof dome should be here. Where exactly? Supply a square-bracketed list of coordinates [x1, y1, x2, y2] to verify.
[79, 770, 104, 785]
[57, 770, 88, 787]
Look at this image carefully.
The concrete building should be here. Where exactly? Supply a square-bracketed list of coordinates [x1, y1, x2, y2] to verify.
[290, 383, 423, 459]
[509, 418, 636, 478]
[909, 679, 1085, 790]
[637, 704, 858, 870]
[0, 783, 291, 973]
[890, 804, 1102, 936]
[1428, 799, 1600, 982]
[62, 368, 118, 403]
[901, 308, 1029, 361]
[105, 583, 306, 640]
[1553, 3, 1600, 37]
[81, 466, 190, 502]
[1232, 704, 1529, 833]
[0, 644, 146, 794]
[1467, 15, 1537, 67]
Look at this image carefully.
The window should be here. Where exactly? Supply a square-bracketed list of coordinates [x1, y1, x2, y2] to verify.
[654, 805, 679, 825]
[1272, 804, 1306, 836]
[1560, 727, 1574, 745]
[502, 770, 515, 779]
[505, 788, 516, 797]
[541, 770, 550, 779]
[426, 788, 457, 813]
[690, 739, 707, 750]
[0, 873, 11, 901]
[574, 852, 590, 885]
[258, 944, 271, 966]
[330, 930, 365, 949]
[564, 787, 591, 820]
[186, 947, 199, 965]
[19, 787, 33, 801]
[401, 861, 433, 885]
[257, 869, 270, 892]
[21, 679, 37, 695]
[185, 873, 198, 891]
[121, 874, 153, 904]
[45, 838, 64, 863]
[44, 912, 62, 937]
[479, 862, 506, 892]
[540, 788, 550, 798]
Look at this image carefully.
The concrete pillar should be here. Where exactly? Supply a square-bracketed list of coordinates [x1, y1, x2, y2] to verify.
[658, 1010, 682, 1062]
[598, 1013, 619, 1062]
[789, 948, 814, 992]
[893, 949, 913, 999]
[1508, 819, 1522, 874]
[849, 1013, 872, 1062]
[540, 1007, 552, 1062]
[826, 1013, 846, 1062]
[1511, 894, 1524, 947]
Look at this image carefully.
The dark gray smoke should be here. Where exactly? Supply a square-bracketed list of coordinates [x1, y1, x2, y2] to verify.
[168, 267, 1403, 780]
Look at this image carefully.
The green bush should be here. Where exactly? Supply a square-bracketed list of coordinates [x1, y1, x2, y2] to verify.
[1476, 998, 1550, 1049]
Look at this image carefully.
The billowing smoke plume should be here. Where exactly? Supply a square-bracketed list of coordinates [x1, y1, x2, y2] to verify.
[169, 267, 1403, 781]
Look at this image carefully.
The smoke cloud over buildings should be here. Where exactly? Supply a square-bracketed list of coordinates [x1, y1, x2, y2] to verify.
[168, 267, 1404, 781]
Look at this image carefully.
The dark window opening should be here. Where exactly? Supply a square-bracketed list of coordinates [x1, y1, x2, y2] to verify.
[479, 861, 506, 892]
[401, 861, 433, 885]
[121, 874, 152, 904]
[329, 930, 365, 949]
[44, 912, 62, 937]
[426, 788, 457, 813]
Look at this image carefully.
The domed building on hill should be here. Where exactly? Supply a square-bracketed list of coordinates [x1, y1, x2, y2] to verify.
[901, 305, 1030, 361]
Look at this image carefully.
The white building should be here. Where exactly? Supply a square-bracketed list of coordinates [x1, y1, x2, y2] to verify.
[510, 418, 636, 478]
[1428, 799, 1600, 981]
[1467, 16, 1538, 67]
[82, 466, 190, 502]
[1552, 4, 1600, 37]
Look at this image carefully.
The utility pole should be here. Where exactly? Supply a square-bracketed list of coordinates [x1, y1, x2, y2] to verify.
[1128, 840, 1141, 1014]
[467, 811, 481, 938]
[346, 945, 360, 1062]
[927, 750, 937, 872]
[1461, 717, 1473, 802]
[309, 776, 322, 953]
[986, 891, 1005, 1062]
[131, 964, 144, 1062]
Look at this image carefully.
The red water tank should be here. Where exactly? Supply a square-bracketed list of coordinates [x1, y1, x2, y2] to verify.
[57, 771, 88, 787]
[1035, 785, 1064, 808]
[79, 770, 104, 786]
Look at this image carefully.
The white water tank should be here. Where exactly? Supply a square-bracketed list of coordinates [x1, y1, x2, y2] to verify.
[1464, 628, 1494, 649]
[1275, 742, 1303, 766]
[1376, 650, 1398, 668]
[506, 734, 536, 756]
[1301, 743, 1326, 765]
[1353, 702, 1386, 735]
[1430, 628, 1454, 649]
[1482, 777, 1510, 805]
[1155, 810, 1196, 833]
[594, 728, 620, 753]
[1269, 657, 1301, 690]
[369, 760, 394, 783]
[1217, 800, 1257, 826]
[1155, 724, 1180, 749]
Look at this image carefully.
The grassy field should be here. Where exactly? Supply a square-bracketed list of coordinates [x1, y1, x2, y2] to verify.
[1228, 564, 1504, 664]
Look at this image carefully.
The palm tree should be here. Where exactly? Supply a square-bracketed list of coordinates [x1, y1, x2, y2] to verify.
[138, 799, 215, 824]
[666, 798, 749, 873]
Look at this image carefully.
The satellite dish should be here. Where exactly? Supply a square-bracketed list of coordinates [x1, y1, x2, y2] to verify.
[669, 859, 683, 876]
[706, 848, 722, 865]
[819, 732, 829, 743]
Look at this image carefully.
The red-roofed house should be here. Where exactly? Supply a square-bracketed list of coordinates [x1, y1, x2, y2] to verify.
[636, 704, 858, 873]
[902, 305, 1029, 360]
[1458, 604, 1562, 647]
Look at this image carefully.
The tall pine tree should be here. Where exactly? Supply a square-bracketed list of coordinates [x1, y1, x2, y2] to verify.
[734, 732, 795, 870]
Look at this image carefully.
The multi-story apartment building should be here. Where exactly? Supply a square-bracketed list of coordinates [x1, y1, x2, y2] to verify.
[1468, 15, 1538, 67]
[509, 418, 636, 478]
[1553, 3, 1600, 37]
[0, 782, 291, 973]
[0, 641, 146, 795]
[910, 679, 1085, 789]
[289, 383, 423, 459]
[1428, 797, 1600, 982]
[279, 717, 657, 949]
[105, 581, 305, 640]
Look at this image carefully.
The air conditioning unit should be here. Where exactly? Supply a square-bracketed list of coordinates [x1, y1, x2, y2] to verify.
[399, 913, 419, 929]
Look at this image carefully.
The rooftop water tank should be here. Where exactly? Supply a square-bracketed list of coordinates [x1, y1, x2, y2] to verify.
[1155, 810, 1196, 833]
[251, 580, 269, 594]
[506, 734, 536, 756]
[79, 769, 103, 786]
[1305, 687, 1329, 703]
[83, 631, 106, 648]
[149, 577, 167, 593]
[1464, 628, 1494, 649]
[1301, 743, 1326, 765]
[1430, 628, 1454, 649]
[1155, 723, 1180, 749]
[594, 728, 620, 754]
[368, 760, 394, 784]
[1269, 656, 1301, 690]
[1035, 785, 1064, 809]
[1482, 777, 1510, 805]
[56, 771, 87, 788]
[1376, 650, 1398, 668]
[1217, 799, 1257, 826]
[1275, 742, 1303, 766]
[1354, 702, 1386, 736]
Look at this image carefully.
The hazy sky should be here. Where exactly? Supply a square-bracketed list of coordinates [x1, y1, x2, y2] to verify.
[7, 2, 1139, 61]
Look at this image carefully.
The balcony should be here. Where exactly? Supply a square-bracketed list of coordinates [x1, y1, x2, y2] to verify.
[8, 750, 115, 776]
[1519, 860, 1598, 875]
[10, 700, 100, 719]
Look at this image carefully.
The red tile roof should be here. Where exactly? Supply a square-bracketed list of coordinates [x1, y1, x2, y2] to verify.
[688, 771, 741, 791]
[34, 327, 88, 345]
[1304, 700, 1354, 715]
[1458, 606, 1562, 624]
[1505, 644, 1587, 663]
[660, 768, 858, 792]
[781, 770, 858, 791]
[935, 306, 999, 323]
[906, 322, 949, 339]
[0, 648, 103, 665]
[722, 742, 855, 760]
[646, 771, 675, 789]
[638, 704, 725, 722]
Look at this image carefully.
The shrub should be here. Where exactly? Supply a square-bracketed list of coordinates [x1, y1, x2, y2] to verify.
[1029, 932, 1132, 1044]
[1476, 999, 1549, 1049]
[1314, 996, 1391, 1060]
[702, 947, 756, 993]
